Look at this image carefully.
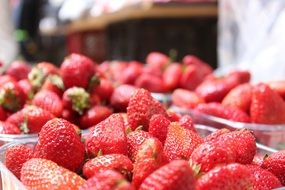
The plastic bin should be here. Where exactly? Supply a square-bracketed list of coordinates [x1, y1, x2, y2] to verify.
[171, 106, 285, 150]
[0, 124, 279, 190]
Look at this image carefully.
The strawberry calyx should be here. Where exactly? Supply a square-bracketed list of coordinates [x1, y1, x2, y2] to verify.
[48, 74, 64, 90]
[189, 159, 202, 178]
[135, 126, 144, 131]
[125, 127, 132, 135]
[88, 75, 101, 91]
[67, 87, 90, 115]
[0, 88, 20, 112]
[97, 149, 103, 157]
[28, 67, 45, 89]
[168, 49, 178, 63]
[19, 117, 29, 134]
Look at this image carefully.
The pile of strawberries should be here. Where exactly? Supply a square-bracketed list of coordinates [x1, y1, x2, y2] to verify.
[4, 88, 285, 190]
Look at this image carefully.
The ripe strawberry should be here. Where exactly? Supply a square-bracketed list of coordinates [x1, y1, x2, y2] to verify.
[60, 53, 95, 89]
[0, 106, 8, 121]
[6, 105, 54, 134]
[262, 150, 285, 185]
[229, 70, 251, 84]
[18, 79, 33, 100]
[0, 121, 20, 134]
[268, 80, 285, 100]
[0, 81, 26, 112]
[251, 83, 285, 124]
[222, 83, 253, 113]
[178, 115, 196, 132]
[135, 74, 168, 93]
[143, 65, 163, 78]
[146, 52, 169, 71]
[108, 61, 128, 82]
[248, 164, 281, 190]
[204, 128, 230, 142]
[85, 114, 128, 157]
[196, 163, 253, 190]
[172, 88, 204, 109]
[120, 61, 143, 85]
[0, 75, 16, 86]
[252, 155, 264, 166]
[80, 105, 113, 129]
[139, 160, 195, 190]
[90, 78, 114, 102]
[80, 169, 134, 190]
[21, 158, 85, 189]
[163, 122, 203, 161]
[6, 60, 31, 81]
[127, 88, 167, 130]
[190, 141, 236, 172]
[61, 109, 80, 125]
[83, 154, 133, 179]
[111, 85, 137, 112]
[148, 114, 170, 144]
[182, 55, 213, 75]
[132, 138, 164, 188]
[34, 118, 85, 172]
[41, 74, 64, 96]
[166, 110, 181, 122]
[5, 144, 33, 178]
[163, 63, 182, 91]
[195, 102, 251, 123]
[63, 87, 90, 115]
[32, 90, 63, 117]
[127, 130, 152, 162]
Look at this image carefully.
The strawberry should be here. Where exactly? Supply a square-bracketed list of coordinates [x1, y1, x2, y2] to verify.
[5, 144, 33, 178]
[80, 169, 134, 190]
[252, 155, 264, 167]
[111, 85, 137, 112]
[163, 63, 182, 91]
[90, 78, 114, 102]
[61, 109, 80, 125]
[229, 70, 251, 84]
[21, 158, 85, 189]
[62, 87, 90, 115]
[222, 83, 253, 113]
[248, 165, 281, 190]
[195, 102, 251, 123]
[80, 105, 113, 129]
[6, 105, 54, 134]
[132, 138, 164, 188]
[6, 60, 31, 81]
[196, 163, 253, 190]
[83, 154, 133, 179]
[0, 81, 26, 112]
[166, 110, 181, 122]
[0, 121, 20, 134]
[135, 74, 168, 93]
[41, 74, 64, 96]
[60, 53, 95, 89]
[18, 79, 33, 100]
[262, 150, 285, 185]
[178, 115, 196, 132]
[120, 61, 143, 85]
[182, 55, 213, 75]
[203, 128, 230, 142]
[85, 114, 128, 157]
[172, 88, 204, 109]
[268, 80, 285, 100]
[32, 90, 63, 117]
[251, 83, 285, 124]
[127, 88, 167, 130]
[148, 114, 171, 144]
[139, 160, 195, 190]
[0, 106, 8, 121]
[34, 118, 85, 172]
[190, 141, 236, 172]
[127, 130, 152, 162]
[146, 52, 169, 71]
[163, 122, 203, 161]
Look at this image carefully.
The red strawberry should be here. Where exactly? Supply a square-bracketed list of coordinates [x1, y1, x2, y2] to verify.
[172, 88, 204, 109]
[248, 164, 281, 190]
[196, 163, 253, 190]
[127, 130, 152, 162]
[41, 74, 64, 96]
[61, 109, 80, 125]
[63, 87, 90, 115]
[182, 55, 213, 75]
[262, 150, 285, 185]
[163, 122, 203, 161]
[108, 61, 128, 81]
[222, 83, 253, 113]
[120, 61, 143, 85]
[6, 60, 31, 81]
[6, 105, 54, 134]
[0, 81, 26, 112]
[166, 110, 181, 122]
[21, 158, 85, 189]
[229, 70, 251, 84]
[83, 154, 133, 179]
[251, 83, 285, 124]
[90, 93, 101, 106]
[85, 114, 128, 157]
[18, 79, 33, 100]
[195, 102, 251, 123]
[80, 105, 113, 129]
[268, 80, 285, 100]
[135, 74, 168, 93]
[139, 160, 195, 190]
[34, 118, 85, 171]
[80, 169, 134, 190]
[5, 144, 33, 178]
[32, 90, 63, 117]
[111, 85, 137, 112]
[163, 63, 182, 91]
[190, 141, 236, 172]
[0, 106, 8, 121]
[90, 78, 114, 102]
[60, 53, 95, 89]
[148, 114, 170, 144]
[146, 52, 169, 71]
[204, 128, 230, 142]
[0, 121, 20, 134]
[178, 115, 196, 132]
[252, 155, 264, 166]
[132, 138, 164, 188]
[127, 88, 167, 130]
